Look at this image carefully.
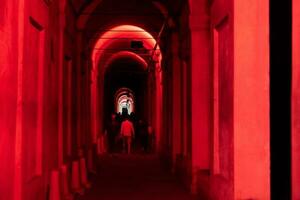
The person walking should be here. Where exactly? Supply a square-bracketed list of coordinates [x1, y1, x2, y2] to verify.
[120, 116, 135, 154]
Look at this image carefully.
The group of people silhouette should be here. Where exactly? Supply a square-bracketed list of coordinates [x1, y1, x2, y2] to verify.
[105, 108, 154, 154]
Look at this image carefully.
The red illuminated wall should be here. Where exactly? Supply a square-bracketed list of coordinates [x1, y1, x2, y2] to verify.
[199, 0, 270, 199]
[233, 0, 270, 199]
[292, 0, 300, 198]
[0, 1, 19, 199]
[0, 0, 82, 199]
[189, 0, 212, 176]
[0, 0, 278, 199]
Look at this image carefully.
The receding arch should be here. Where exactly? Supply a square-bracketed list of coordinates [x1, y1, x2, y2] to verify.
[114, 87, 135, 114]
[103, 51, 148, 72]
[90, 24, 163, 154]
[92, 24, 162, 73]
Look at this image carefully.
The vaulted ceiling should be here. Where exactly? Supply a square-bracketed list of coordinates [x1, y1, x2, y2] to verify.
[67, 0, 190, 75]
[69, 0, 187, 41]
[70, 0, 186, 18]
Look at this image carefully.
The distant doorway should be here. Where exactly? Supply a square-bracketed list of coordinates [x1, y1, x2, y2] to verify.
[115, 87, 135, 115]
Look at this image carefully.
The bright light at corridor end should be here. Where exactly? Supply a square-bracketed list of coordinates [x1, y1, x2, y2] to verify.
[115, 88, 135, 115]
[118, 95, 134, 114]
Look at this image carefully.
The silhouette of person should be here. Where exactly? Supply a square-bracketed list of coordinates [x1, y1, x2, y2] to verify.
[122, 107, 129, 119]
[138, 119, 148, 153]
[107, 113, 119, 153]
[147, 124, 154, 153]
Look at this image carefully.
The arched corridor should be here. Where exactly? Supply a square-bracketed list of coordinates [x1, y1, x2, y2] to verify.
[1, 0, 300, 200]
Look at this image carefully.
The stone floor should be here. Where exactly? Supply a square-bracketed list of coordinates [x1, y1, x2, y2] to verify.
[81, 154, 197, 200]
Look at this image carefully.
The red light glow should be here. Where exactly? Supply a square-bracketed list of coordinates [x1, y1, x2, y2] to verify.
[90, 25, 162, 145]
[92, 25, 161, 70]
[103, 51, 148, 70]
[114, 88, 135, 114]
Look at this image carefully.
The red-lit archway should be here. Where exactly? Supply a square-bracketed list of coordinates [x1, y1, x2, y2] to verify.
[90, 25, 163, 152]
[0, 0, 280, 199]
[114, 87, 135, 114]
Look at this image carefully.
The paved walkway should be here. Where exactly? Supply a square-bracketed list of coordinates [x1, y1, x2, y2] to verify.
[82, 154, 197, 200]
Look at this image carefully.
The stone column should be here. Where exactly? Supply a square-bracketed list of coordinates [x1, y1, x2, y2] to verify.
[233, 0, 270, 199]
[189, 9, 212, 193]
[58, 0, 66, 166]
[171, 31, 182, 171]
[76, 33, 83, 151]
